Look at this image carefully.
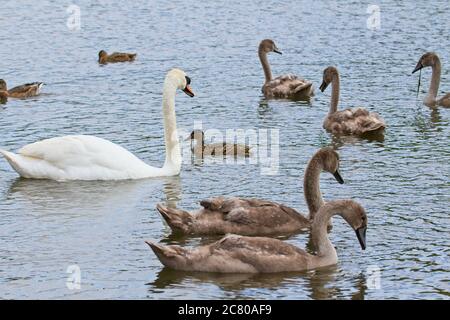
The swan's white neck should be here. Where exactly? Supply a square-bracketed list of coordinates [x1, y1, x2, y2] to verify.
[161, 80, 181, 174]
[329, 72, 340, 114]
[425, 59, 441, 106]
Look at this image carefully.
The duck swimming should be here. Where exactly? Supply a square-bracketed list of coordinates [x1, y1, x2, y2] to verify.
[186, 130, 251, 157]
[98, 50, 137, 64]
[0, 79, 44, 99]
[412, 52, 450, 108]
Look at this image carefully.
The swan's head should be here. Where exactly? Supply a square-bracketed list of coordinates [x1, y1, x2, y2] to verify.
[166, 68, 195, 97]
[339, 201, 367, 250]
[412, 52, 439, 74]
[259, 39, 282, 55]
[0, 79, 7, 91]
[186, 129, 205, 141]
[320, 66, 338, 92]
[315, 147, 344, 184]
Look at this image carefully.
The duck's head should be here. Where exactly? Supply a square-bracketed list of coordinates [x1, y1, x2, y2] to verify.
[315, 147, 344, 184]
[0, 79, 7, 91]
[412, 52, 439, 74]
[340, 201, 367, 250]
[165, 68, 195, 97]
[259, 39, 282, 55]
[98, 50, 108, 59]
[186, 129, 205, 141]
[320, 66, 339, 92]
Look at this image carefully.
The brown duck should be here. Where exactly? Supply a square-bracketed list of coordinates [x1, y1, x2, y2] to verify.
[98, 50, 137, 64]
[147, 199, 367, 273]
[187, 130, 251, 157]
[0, 79, 44, 99]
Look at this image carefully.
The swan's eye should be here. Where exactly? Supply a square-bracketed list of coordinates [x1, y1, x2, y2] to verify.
[185, 76, 191, 85]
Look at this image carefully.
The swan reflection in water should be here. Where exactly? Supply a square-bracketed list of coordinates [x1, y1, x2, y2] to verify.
[6, 175, 182, 216]
[148, 264, 368, 300]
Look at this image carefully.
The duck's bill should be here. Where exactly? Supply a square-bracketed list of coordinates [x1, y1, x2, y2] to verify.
[319, 81, 328, 92]
[273, 49, 282, 55]
[183, 85, 195, 97]
[333, 170, 344, 184]
[412, 62, 423, 74]
[355, 226, 367, 250]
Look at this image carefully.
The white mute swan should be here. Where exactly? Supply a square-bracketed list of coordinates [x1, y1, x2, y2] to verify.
[0, 69, 195, 181]
[412, 52, 450, 108]
[146, 199, 367, 273]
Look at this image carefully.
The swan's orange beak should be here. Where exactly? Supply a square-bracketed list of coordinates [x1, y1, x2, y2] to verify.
[183, 85, 195, 97]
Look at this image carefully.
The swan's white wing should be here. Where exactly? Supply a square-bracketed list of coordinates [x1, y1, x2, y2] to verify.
[5, 135, 163, 180]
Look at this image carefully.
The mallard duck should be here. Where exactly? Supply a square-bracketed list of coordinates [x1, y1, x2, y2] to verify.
[98, 50, 137, 64]
[0, 79, 44, 98]
[259, 39, 313, 100]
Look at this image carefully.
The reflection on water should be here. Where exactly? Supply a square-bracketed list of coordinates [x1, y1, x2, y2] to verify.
[0, 0, 449, 299]
[7, 176, 182, 214]
[149, 264, 368, 300]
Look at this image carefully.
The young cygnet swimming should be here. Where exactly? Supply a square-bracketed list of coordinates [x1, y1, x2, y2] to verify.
[186, 130, 251, 157]
[258, 39, 313, 100]
[146, 199, 367, 273]
[156, 147, 344, 236]
[0, 79, 44, 99]
[320, 66, 385, 136]
[412, 52, 450, 108]
[98, 50, 137, 64]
